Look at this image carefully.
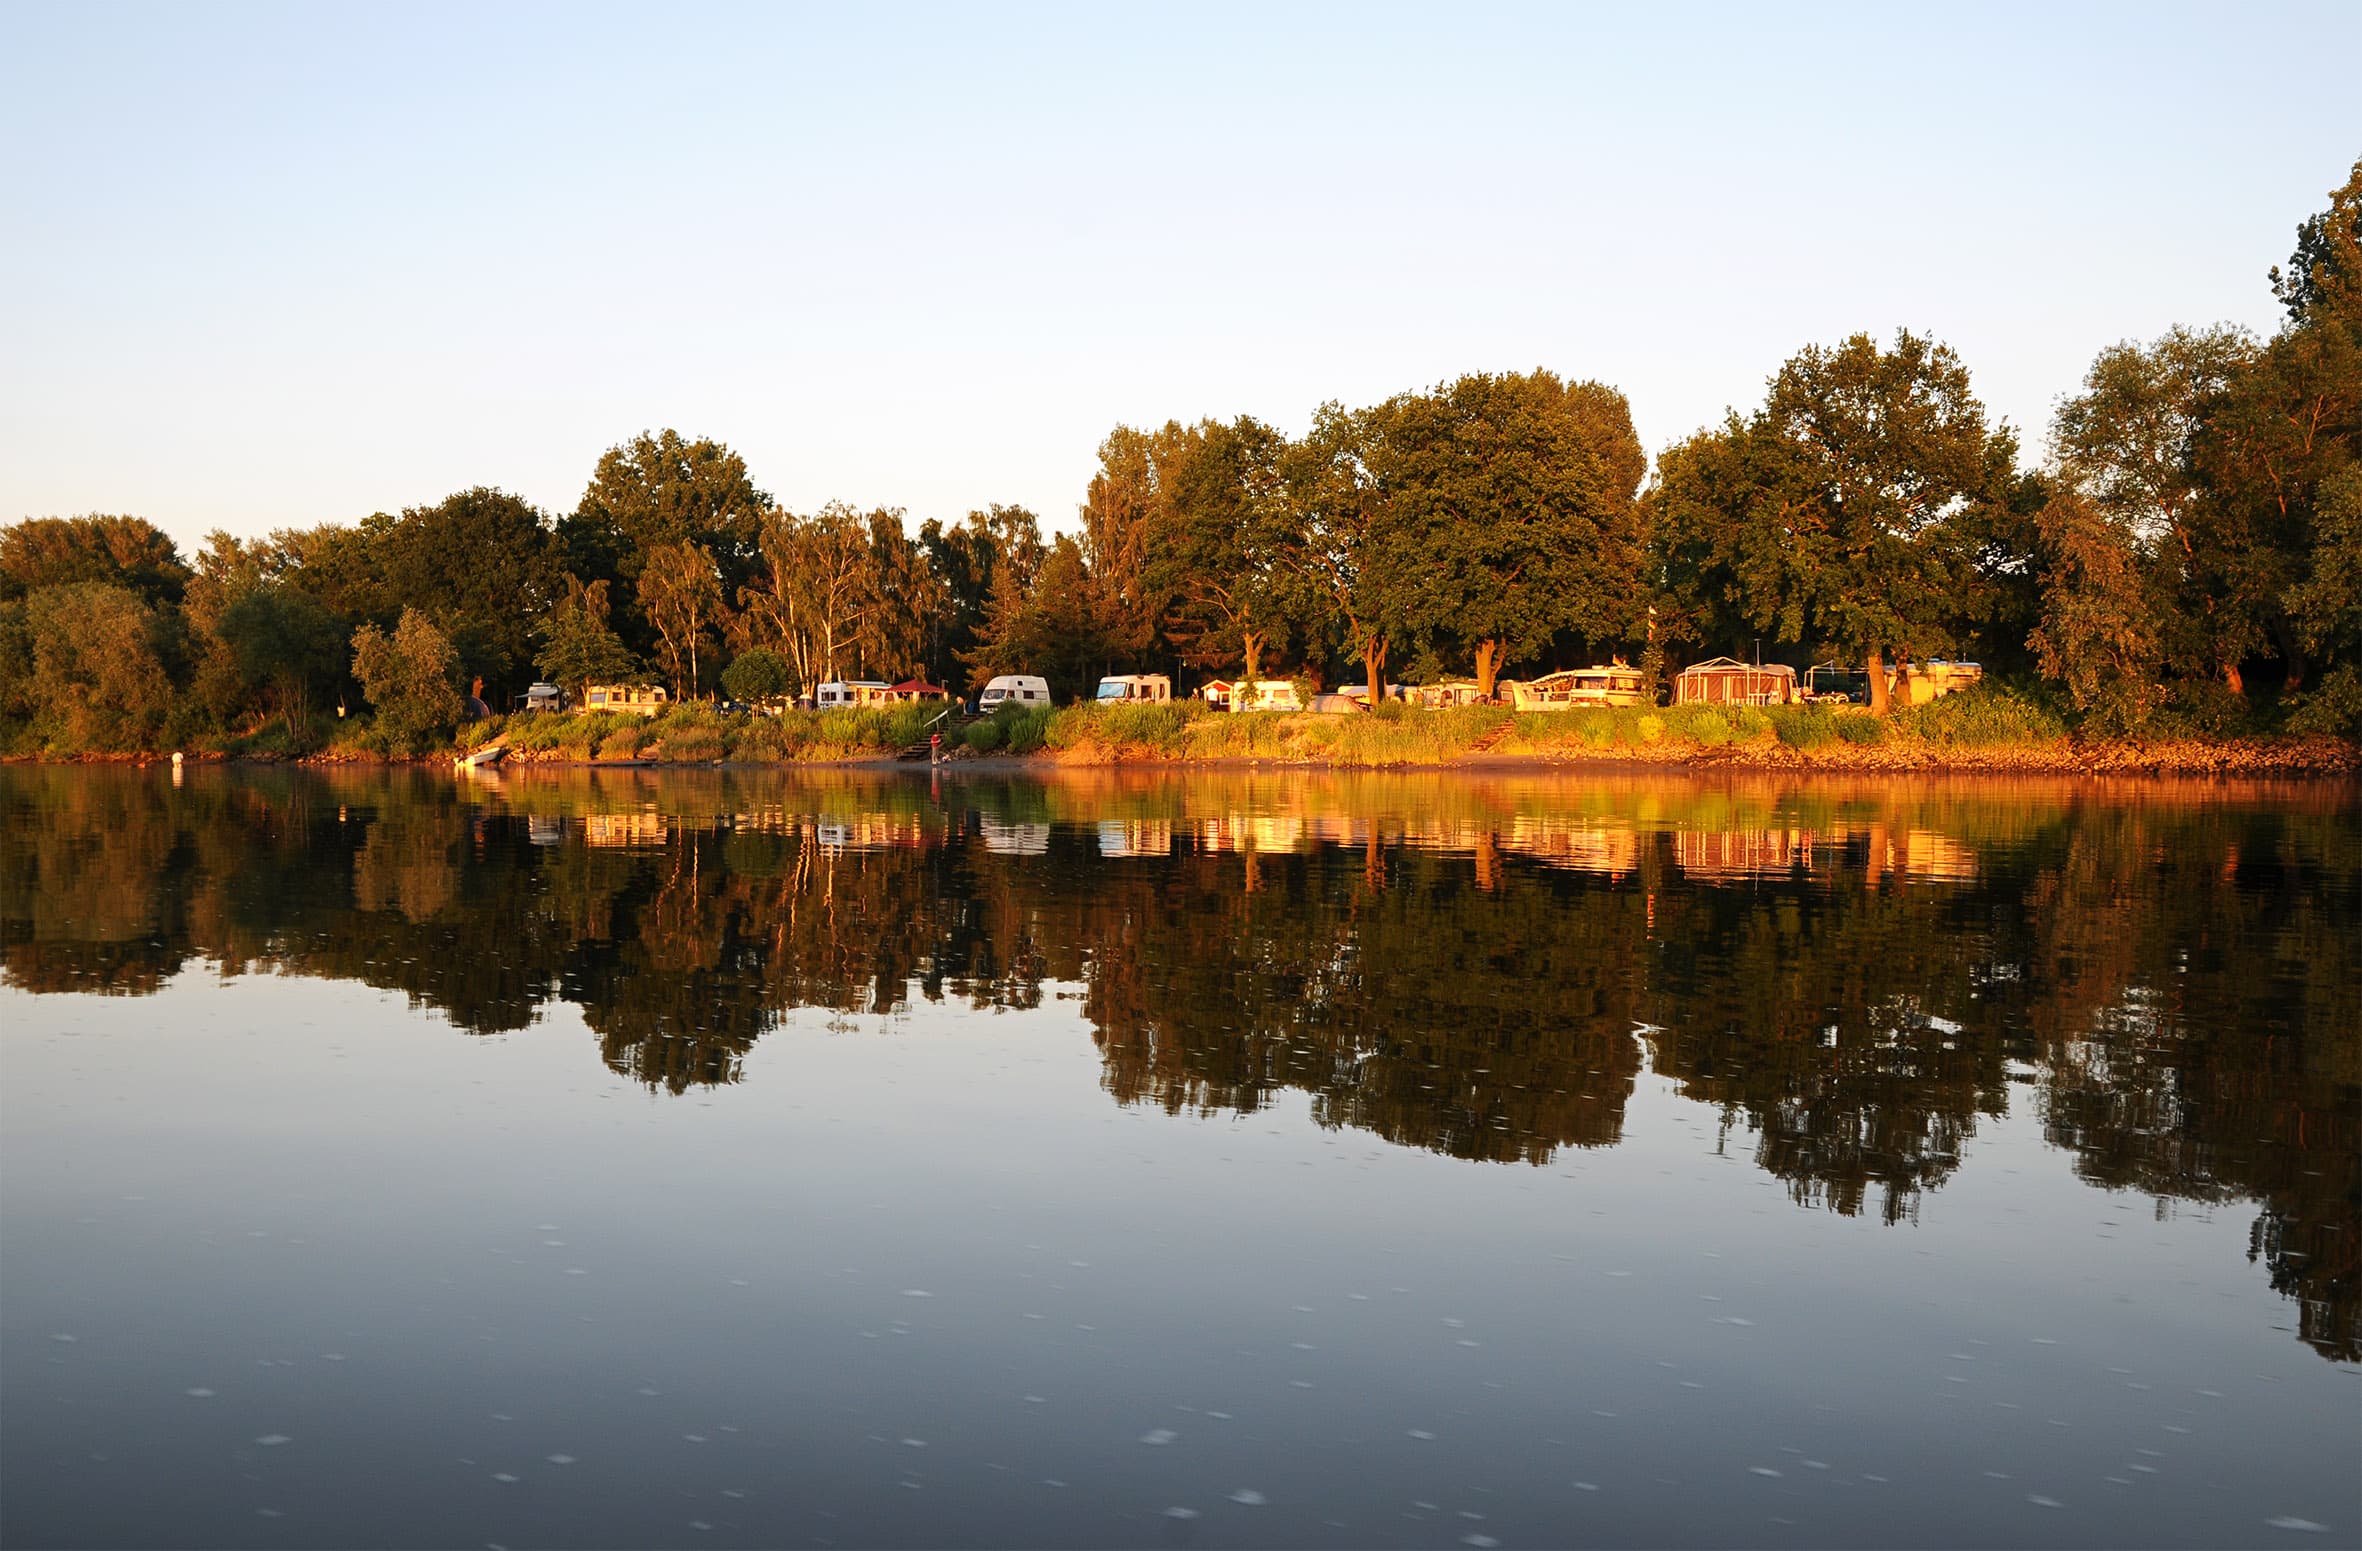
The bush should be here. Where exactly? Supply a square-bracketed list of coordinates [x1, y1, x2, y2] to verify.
[964, 718, 1005, 753]
[1768, 706, 1839, 748]
[1003, 706, 1053, 756]
[1893, 682, 2068, 746]
[1836, 714, 1884, 745]
[597, 726, 645, 760]
[2285, 665, 2362, 738]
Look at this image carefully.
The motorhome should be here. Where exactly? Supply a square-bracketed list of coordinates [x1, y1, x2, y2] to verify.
[582, 683, 670, 718]
[1094, 673, 1172, 703]
[1898, 660, 1984, 707]
[978, 674, 1052, 709]
[814, 680, 892, 708]
[514, 682, 566, 714]
[1505, 665, 1649, 711]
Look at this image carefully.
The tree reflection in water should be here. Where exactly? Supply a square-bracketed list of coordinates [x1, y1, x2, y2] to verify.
[2, 765, 2354, 1362]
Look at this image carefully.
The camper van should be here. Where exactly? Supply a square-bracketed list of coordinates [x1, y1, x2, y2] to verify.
[1094, 673, 1172, 703]
[814, 680, 892, 708]
[514, 682, 566, 714]
[978, 674, 1052, 710]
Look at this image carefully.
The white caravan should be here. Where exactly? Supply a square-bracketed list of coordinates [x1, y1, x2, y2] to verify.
[978, 674, 1052, 709]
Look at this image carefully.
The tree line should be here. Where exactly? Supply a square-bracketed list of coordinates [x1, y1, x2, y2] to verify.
[1, 162, 2354, 752]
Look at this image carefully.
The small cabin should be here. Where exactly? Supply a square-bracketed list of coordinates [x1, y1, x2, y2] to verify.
[1095, 673, 1172, 703]
[582, 683, 670, 718]
[1673, 657, 1796, 707]
[880, 678, 950, 704]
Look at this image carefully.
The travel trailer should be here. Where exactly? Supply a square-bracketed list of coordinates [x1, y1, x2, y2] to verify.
[1094, 673, 1172, 703]
[582, 683, 670, 718]
[514, 682, 566, 713]
[814, 680, 892, 708]
[1897, 660, 1984, 706]
[978, 674, 1052, 709]
[1202, 678, 1302, 712]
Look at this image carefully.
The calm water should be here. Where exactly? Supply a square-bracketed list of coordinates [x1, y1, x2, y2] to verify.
[2, 765, 2356, 1549]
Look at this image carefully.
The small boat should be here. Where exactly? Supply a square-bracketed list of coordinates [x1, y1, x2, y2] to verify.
[455, 742, 509, 770]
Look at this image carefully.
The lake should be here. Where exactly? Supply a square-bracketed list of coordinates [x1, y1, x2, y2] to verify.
[1, 765, 2355, 1549]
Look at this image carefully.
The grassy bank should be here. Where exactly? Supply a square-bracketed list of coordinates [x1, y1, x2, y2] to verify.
[18, 683, 2352, 775]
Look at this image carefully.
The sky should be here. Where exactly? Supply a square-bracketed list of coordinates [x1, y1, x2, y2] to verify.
[2, 1, 2356, 555]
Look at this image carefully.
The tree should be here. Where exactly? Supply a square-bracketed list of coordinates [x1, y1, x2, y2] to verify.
[1365, 372, 1647, 696]
[964, 534, 1107, 700]
[1281, 403, 1401, 701]
[217, 584, 348, 741]
[1145, 417, 1300, 691]
[634, 542, 728, 699]
[368, 487, 560, 698]
[1078, 426, 1175, 670]
[352, 608, 462, 753]
[18, 582, 177, 750]
[721, 646, 794, 708]
[533, 574, 641, 697]
[1654, 331, 2021, 714]
[0, 516, 189, 608]
[2028, 490, 2163, 729]
[920, 505, 1045, 695]
[560, 430, 771, 634]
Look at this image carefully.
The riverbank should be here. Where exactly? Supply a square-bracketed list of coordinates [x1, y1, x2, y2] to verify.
[24, 695, 2357, 776]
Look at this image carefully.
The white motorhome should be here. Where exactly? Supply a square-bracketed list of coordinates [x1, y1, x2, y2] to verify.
[1230, 679, 1302, 712]
[814, 680, 892, 708]
[978, 674, 1052, 709]
[1094, 673, 1172, 703]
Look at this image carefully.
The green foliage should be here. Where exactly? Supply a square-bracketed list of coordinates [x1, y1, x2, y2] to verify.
[1890, 683, 2068, 746]
[964, 718, 1005, 753]
[721, 646, 794, 707]
[534, 574, 640, 695]
[16, 582, 177, 751]
[1002, 705, 1054, 756]
[1836, 714, 1885, 745]
[2286, 665, 2362, 737]
[1367, 370, 1648, 686]
[1767, 706, 1841, 748]
[351, 608, 462, 755]
[218, 584, 346, 743]
[0, 516, 189, 607]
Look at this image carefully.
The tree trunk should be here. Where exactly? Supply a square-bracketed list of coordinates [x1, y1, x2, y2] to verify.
[1241, 630, 1264, 701]
[1867, 647, 1891, 716]
[1365, 637, 1387, 706]
[2223, 658, 2245, 697]
[1474, 639, 1504, 701]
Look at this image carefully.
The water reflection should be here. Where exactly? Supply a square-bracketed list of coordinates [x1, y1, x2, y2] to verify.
[2, 765, 2355, 1364]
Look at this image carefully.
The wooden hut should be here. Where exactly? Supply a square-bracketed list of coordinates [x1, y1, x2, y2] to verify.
[1673, 657, 1796, 707]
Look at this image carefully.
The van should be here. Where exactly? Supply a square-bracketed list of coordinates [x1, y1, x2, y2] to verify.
[1094, 673, 1172, 703]
[814, 680, 891, 708]
[978, 674, 1052, 709]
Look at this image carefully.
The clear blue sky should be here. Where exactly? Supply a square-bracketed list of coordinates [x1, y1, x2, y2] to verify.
[3, 1, 2356, 554]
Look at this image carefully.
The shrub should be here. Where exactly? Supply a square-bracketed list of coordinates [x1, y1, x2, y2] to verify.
[1836, 714, 1884, 745]
[1893, 682, 2068, 746]
[1004, 705, 1053, 756]
[2285, 665, 2362, 738]
[965, 718, 1005, 753]
[1768, 706, 1839, 749]
[597, 726, 644, 760]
